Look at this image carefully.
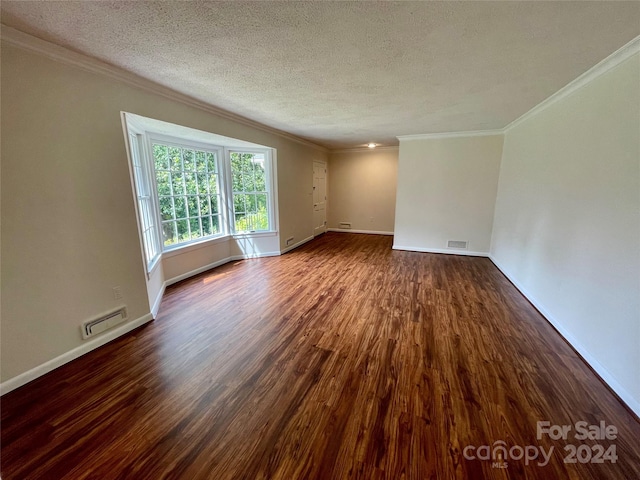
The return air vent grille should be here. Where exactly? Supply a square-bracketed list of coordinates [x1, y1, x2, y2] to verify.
[81, 307, 128, 339]
[447, 240, 468, 249]
[339, 222, 352, 229]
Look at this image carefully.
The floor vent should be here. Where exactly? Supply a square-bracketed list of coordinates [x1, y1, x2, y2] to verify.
[447, 240, 468, 249]
[82, 307, 128, 339]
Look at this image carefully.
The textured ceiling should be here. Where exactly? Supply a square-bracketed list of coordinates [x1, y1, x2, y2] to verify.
[2, 1, 639, 149]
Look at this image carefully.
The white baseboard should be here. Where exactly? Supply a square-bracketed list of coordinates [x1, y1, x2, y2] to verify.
[328, 228, 394, 236]
[281, 235, 314, 254]
[150, 283, 166, 319]
[393, 245, 489, 257]
[0, 313, 154, 396]
[1, 249, 285, 396]
[489, 255, 640, 418]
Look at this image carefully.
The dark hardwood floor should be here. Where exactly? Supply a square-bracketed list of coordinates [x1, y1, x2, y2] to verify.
[2, 233, 639, 479]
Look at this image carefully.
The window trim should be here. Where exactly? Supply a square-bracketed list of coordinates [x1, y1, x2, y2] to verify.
[147, 133, 229, 250]
[125, 125, 162, 275]
[225, 147, 276, 235]
[141, 134, 276, 253]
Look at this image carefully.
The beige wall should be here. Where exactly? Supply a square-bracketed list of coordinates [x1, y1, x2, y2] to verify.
[491, 52, 640, 413]
[393, 135, 503, 254]
[327, 148, 398, 233]
[0, 42, 326, 384]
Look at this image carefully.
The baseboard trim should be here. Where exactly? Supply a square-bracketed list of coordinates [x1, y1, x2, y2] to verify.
[281, 235, 314, 254]
[150, 283, 166, 319]
[328, 228, 394, 236]
[392, 245, 489, 257]
[489, 255, 640, 418]
[0, 313, 154, 396]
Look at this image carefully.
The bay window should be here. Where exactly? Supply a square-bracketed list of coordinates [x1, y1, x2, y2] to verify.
[124, 116, 276, 270]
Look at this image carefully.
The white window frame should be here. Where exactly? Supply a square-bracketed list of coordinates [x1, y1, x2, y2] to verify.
[123, 113, 278, 259]
[125, 126, 162, 274]
[225, 147, 276, 235]
[146, 133, 228, 251]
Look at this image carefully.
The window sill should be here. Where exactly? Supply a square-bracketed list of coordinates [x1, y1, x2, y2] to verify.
[232, 231, 277, 239]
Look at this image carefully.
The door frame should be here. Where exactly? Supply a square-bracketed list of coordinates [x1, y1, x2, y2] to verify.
[313, 161, 327, 236]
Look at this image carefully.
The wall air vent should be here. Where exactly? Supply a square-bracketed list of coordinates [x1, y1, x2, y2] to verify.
[339, 222, 352, 229]
[81, 307, 128, 339]
[447, 240, 468, 249]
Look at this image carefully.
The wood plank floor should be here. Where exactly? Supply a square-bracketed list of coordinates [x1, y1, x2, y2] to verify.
[2, 232, 639, 479]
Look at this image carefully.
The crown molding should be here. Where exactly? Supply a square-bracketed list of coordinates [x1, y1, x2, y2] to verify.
[330, 145, 399, 154]
[504, 34, 640, 132]
[396, 129, 504, 141]
[1, 25, 329, 154]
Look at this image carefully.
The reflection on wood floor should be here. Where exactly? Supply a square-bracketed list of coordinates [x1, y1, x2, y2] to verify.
[2, 232, 639, 479]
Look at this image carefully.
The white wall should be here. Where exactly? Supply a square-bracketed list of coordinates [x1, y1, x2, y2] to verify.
[327, 148, 398, 234]
[393, 135, 503, 255]
[491, 52, 640, 413]
[0, 39, 326, 389]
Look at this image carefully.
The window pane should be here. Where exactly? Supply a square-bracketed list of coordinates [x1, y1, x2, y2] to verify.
[231, 153, 243, 191]
[183, 150, 195, 171]
[210, 195, 219, 214]
[171, 171, 184, 195]
[159, 196, 174, 221]
[256, 194, 268, 230]
[230, 152, 270, 232]
[241, 153, 252, 172]
[234, 194, 245, 214]
[134, 165, 146, 195]
[255, 162, 266, 191]
[139, 199, 149, 227]
[212, 215, 220, 234]
[174, 196, 187, 219]
[246, 194, 257, 214]
[243, 170, 253, 193]
[144, 230, 154, 259]
[177, 219, 189, 242]
[189, 217, 202, 239]
[208, 173, 218, 194]
[195, 151, 207, 172]
[130, 135, 141, 167]
[156, 171, 171, 196]
[245, 213, 256, 232]
[169, 147, 182, 170]
[186, 196, 198, 217]
[184, 173, 197, 195]
[256, 193, 267, 211]
[206, 152, 217, 173]
[198, 195, 210, 215]
[153, 144, 169, 170]
[201, 215, 211, 236]
[196, 173, 208, 194]
[235, 213, 247, 231]
[163, 221, 177, 246]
